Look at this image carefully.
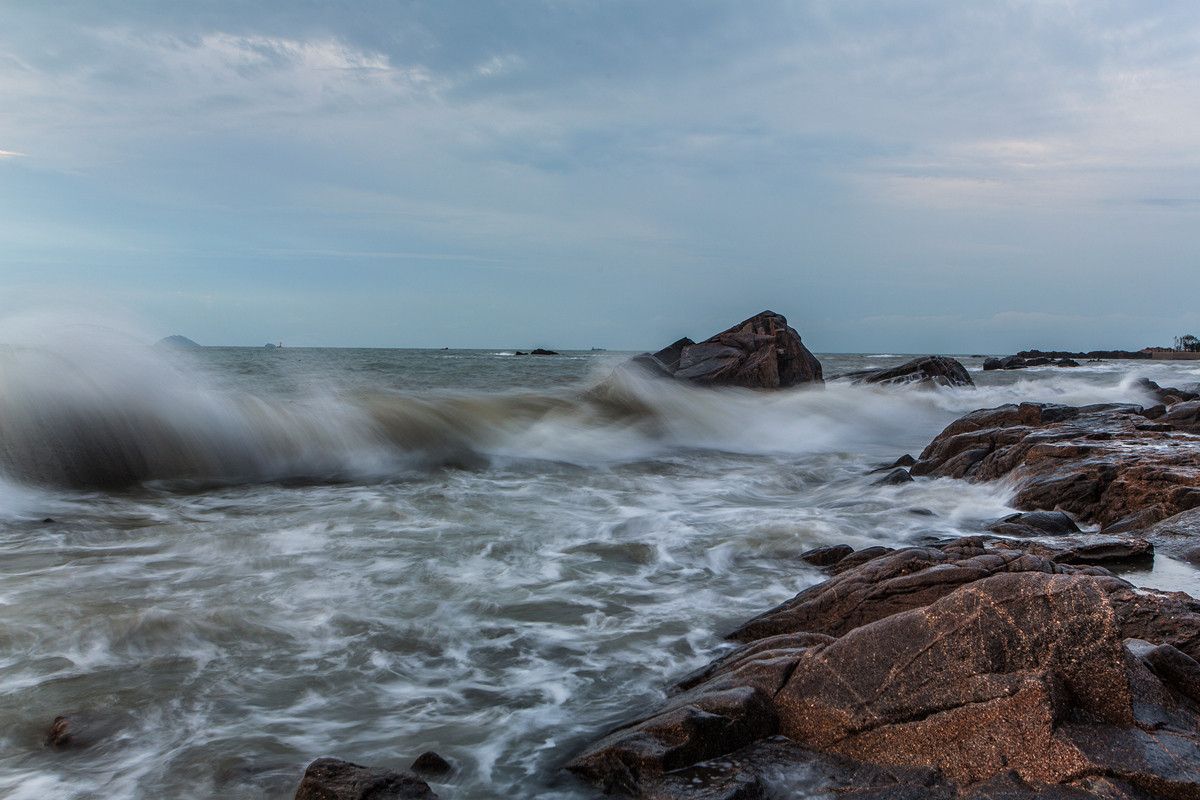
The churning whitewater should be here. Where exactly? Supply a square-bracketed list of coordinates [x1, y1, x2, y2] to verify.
[2, 324, 1198, 799]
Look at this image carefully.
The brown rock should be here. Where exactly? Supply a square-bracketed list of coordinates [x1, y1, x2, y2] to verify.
[566, 539, 1200, 800]
[294, 758, 436, 800]
[631, 311, 823, 389]
[987, 511, 1081, 538]
[729, 538, 1067, 642]
[912, 402, 1200, 529]
[991, 536, 1155, 568]
[1142, 507, 1200, 563]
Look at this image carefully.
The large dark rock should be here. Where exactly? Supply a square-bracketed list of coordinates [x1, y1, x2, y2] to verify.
[294, 758, 436, 800]
[835, 355, 974, 389]
[630, 312, 823, 389]
[565, 539, 1200, 800]
[910, 402, 1200, 530]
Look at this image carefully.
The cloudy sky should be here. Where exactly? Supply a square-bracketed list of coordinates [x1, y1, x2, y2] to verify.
[2, 1, 1198, 352]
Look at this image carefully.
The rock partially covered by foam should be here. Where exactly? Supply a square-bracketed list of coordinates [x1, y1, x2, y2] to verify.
[45, 710, 133, 750]
[565, 539, 1200, 799]
[911, 402, 1200, 532]
[835, 355, 974, 388]
[629, 311, 823, 389]
[294, 758, 436, 800]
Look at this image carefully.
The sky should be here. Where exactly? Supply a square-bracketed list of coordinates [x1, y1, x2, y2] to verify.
[2, 1, 1199, 353]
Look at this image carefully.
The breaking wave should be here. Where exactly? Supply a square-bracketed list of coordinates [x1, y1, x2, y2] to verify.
[0, 318, 1172, 491]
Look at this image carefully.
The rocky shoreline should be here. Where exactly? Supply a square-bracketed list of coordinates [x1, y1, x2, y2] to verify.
[564, 391, 1200, 798]
[563, 314, 1200, 800]
[38, 313, 1200, 799]
[566, 536, 1200, 799]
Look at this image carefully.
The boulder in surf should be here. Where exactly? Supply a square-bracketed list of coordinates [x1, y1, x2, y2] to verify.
[294, 758, 436, 800]
[629, 311, 823, 389]
[834, 354, 974, 388]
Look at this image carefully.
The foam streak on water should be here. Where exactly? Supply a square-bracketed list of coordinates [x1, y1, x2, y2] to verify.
[0, 328, 1195, 798]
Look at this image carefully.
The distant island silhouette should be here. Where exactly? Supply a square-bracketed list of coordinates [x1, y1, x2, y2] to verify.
[154, 335, 201, 348]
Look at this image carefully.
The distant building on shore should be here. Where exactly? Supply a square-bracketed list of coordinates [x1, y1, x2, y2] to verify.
[1146, 339, 1200, 360]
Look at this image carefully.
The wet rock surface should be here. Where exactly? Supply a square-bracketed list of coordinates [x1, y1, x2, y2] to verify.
[835, 355, 975, 388]
[911, 402, 1200, 532]
[565, 539, 1200, 800]
[628, 311, 823, 389]
[294, 758, 437, 800]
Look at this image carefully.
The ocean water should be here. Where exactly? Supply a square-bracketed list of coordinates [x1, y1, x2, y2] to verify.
[2, 325, 1199, 799]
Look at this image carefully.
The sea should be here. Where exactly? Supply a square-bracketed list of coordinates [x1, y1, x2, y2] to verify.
[3, 324, 1199, 799]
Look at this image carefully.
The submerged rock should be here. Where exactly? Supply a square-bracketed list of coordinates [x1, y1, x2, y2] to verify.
[835, 355, 974, 388]
[629, 311, 823, 389]
[874, 467, 914, 485]
[565, 538, 1200, 800]
[294, 758, 436, 800]
[45, 711, 133, 750]
[410, 751, 453, 776]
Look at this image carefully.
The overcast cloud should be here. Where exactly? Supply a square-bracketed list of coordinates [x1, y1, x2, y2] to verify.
[2, 1, 1198, 352]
